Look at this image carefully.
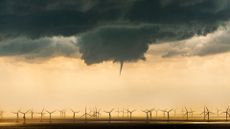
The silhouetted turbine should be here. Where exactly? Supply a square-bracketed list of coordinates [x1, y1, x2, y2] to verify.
[222, 106, 229, 121]
[46, 110, 56, 123]
[90, 107, 100, 119]
[200, 106, 207, 120]
[189, 108, 195, 118]
[205, 107, 214, 121]
[121, 108, 126, 119]
[184, 107, 191, 120]
[216, 108, 221, 117]
[0, 110, 4, 120]
[29, 109, 34, 119]
[154, 109, 159, 117]
[142, 110, 149, 121]
[71, 109, 80, 122]
[12, 109, 20, 122]
[19, 110, 30, 124]
[95, 108, 101, 119]
[104, 109, 114, 122]
[59, 109, 66, 118]
[147, 108, 155, 119]
[80, 107, 91, 122]
[173, 109, 177, 117]
[37, 108, 46, 122]
[127, 109, 135, 120]
[202, 106, 214, 121]
[116, 108, 120, 118]
[162, 109, 173, 121]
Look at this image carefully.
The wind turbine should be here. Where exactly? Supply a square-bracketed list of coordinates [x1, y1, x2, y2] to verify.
[189, 108, 195, 118]
[29, 109, 35, 119]
[205, 107, 214, 121]
[147, 108, 155, 119]
[90, 107, 100, 119]
[127, 109, 135, 120]
[0, 110, 4, 120]
[222, 106, 229, 121]
[121, 108, 126, 119]
[90, 107, 96, 118]
[46, 110, 56, 123]
[80, 107, 91, 122]
[116, 108, 120, 118]
[12, 110, 20, 122]
[154, 109, 159, 117]
[104, 109, 114, 122]
[37, 108, 46, 122]
[184, 107, 190, 120]
[161, 109, 166, 118]
[95, 108, 101, 119]
[183, 107, 194, 120]
[142, 110, 149, 121]
[59, 109, 66, 118]
[216, 108, 221, 117]
[173, 109, 177, 117]
[200, 106, 207, 120]
[162, 109, 173, 121]
[19, 110, 30, 124]
[71, 109, 80, 122]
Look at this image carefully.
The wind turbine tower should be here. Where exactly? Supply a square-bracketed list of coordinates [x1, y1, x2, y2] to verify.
[37, 108, 46, 122]
[222, 106, 229, 121]
[71, 109, 80, 122]
[19, 110, 30, 124]
[81, 107, 91, 122]
[12, 110, 20, 122]
[142, 110, 149, 121]
[127, 109, 135, 120]
[104, 109, 114, 122]
[162, 109, 173, 121]
[46, 110, 56, 123]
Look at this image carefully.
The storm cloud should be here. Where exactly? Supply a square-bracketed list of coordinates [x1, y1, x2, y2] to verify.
[0, 0, 230, 64]
[159, 23, 230, 57]
[0, 36, 78, 59]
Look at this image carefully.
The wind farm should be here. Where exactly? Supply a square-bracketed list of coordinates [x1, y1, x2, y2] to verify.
[0, 106, 230, 129]
[0, 106, 230, 125]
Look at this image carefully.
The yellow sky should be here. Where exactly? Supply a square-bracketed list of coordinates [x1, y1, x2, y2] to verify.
[0, 44, 230, 114]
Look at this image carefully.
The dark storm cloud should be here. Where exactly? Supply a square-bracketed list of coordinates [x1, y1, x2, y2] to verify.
[0, 36, 78, 59]
[0, 0, 230, 63]
[78, 24, 217, 64]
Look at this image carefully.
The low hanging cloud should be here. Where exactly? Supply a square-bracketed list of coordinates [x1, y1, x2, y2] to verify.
[0, 36, 78, 59]
[0, 0, 230, 64]
[160, 24, 230, 57]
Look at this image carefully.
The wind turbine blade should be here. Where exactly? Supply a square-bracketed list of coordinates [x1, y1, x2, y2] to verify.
[80, 114, 85, 118]
[119, 61, 124, 75]
[185, 107, 188, 112]
[169, 109, 173, 112]
[42, 108, 45, 112]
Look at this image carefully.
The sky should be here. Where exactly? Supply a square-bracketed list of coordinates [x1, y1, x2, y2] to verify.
[1, 0, 230, 114]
